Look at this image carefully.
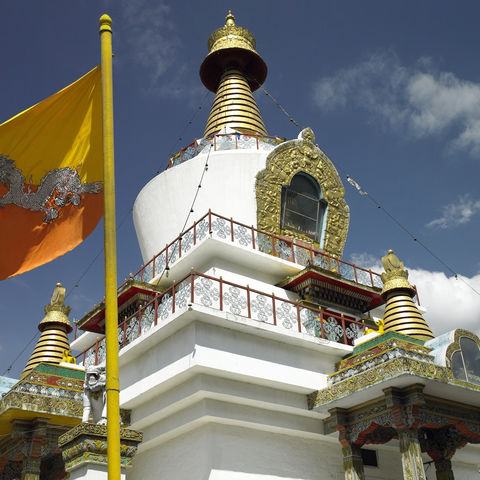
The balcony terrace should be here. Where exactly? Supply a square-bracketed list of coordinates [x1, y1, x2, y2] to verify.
[72, 211, 396, 368]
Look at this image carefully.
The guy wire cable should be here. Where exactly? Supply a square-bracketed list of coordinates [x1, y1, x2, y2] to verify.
[256, 83, 479, 296]
[153, 141, 213, 286]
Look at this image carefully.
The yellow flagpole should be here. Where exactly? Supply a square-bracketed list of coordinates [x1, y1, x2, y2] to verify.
[99, 14, 121, 479]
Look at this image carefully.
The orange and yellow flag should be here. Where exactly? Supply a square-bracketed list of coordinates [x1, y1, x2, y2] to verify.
[0, 67, 103, 280]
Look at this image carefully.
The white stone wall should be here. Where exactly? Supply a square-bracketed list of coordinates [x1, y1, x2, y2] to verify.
[128, 423, 416, 480]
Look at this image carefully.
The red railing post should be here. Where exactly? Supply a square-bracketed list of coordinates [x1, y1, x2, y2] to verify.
[230, 217, 234, 242]
[190, 273, 195, 304]
[172, 282, 176, 314]
[247, 285, 251, 318]
[296, 304, 301, 332]
[219, 276, 223, 311]
[74, 324, 78, 339]
[165, 244, 169, 271]
[251, 226, 256, 250]
[235, 134, 238, 149]
[214, 136, 217, 151]
[271, 234, 276, 257]
[208, 209, 212, 234]
[272, 293, 277, 326]
[194, 140, 197, 156]
[140, 265, 144, 282]
[123, 319, 127, 347]
[179, 236, 182, 258]
[138, 305, 143, 336]
[353, 265, 358, 283]
[154, 295, 158, 326]
[95, 339, 99, 365]
[341, 314, 347, 344]
[256, 136, 259, 149]
[319, 308, 325, 339]
[369, 270, 374, 288]
[193, 221, 197, 245]
[152, 256, 155, 279]
[414, 285, 421, 306]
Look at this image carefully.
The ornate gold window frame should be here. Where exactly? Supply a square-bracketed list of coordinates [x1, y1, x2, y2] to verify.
[255, 128, 349, 258]
[445, 329, 480, 367]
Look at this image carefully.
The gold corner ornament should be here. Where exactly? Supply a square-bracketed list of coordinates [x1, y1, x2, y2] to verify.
[380, 250, 434, 342]
[255, 128, 349, 257]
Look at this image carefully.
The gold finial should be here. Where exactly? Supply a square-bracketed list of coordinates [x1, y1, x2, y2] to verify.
[21, 283, 74, 378]
[225, 10, 235, 26]
[200, 13, 268, 136]
[99, 14, 112, 33]
[380, 250, 434, 342]
[381, 249, 412, 293]
[50, 282, 66, 307]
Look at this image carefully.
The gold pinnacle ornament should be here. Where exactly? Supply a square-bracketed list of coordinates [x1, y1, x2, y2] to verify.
[200, 11, 268, 137]
[380, 250, 434, 342]
[21, 282, 73, 378]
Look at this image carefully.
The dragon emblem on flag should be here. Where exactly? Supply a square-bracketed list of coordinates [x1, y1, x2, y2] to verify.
[0, 154, 102, 223]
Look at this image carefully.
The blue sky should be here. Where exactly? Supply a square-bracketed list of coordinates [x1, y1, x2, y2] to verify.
[1, 1, 479, 377]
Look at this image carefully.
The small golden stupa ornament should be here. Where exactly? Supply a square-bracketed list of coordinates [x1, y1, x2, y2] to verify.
[380, 250, 434, 342]
[21, 283, 73, 378]
[200, 11, 268, 137]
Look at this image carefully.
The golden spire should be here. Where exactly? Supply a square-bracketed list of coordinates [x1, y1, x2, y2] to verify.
[21, 283, 73, 378]
[380, 250, 434, 342]
[200, 11, 268, 137]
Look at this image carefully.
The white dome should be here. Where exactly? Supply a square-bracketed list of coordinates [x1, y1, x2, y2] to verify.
[133, 137, 278, 263]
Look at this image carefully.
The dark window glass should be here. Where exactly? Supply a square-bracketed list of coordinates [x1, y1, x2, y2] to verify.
[281, 173, 326, 242]
[451, 351, 467, 382]
[360, 449, 378, 467]
[451, 337, 480, 385]
[460, 337, 480, 385]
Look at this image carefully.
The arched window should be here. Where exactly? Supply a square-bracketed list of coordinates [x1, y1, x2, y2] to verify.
[280, 172, 327, 242]
[451, 337, 480, 385]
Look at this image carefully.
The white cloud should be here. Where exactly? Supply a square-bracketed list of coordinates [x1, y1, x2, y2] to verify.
[119, 0, 180, 89]
[409, 269, 480, 337]
[426, 194, 480, 229]
[313, 52, 480, 154]
[349, 252, 480, 336]
[349, 252, 382, 272]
